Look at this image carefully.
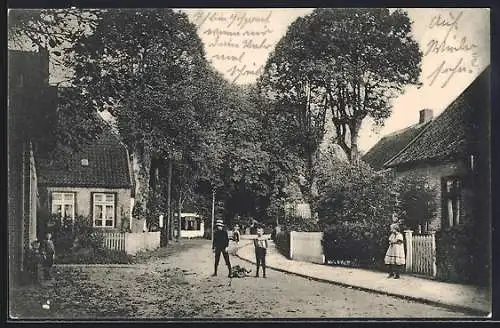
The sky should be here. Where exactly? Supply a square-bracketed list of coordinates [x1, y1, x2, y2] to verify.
[181, 8, 491, 152]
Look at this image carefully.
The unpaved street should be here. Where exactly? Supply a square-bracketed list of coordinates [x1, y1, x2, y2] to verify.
[10, 239, 474, 319]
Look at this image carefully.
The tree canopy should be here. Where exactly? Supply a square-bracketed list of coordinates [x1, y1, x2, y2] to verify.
[260, 8, 422, 164]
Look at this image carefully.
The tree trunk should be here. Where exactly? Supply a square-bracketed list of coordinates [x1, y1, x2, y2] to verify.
[132, 144, 152, 224]
[177, 191, 182, 242]
[349, 120, 363, 164]
[166, 158, 173, 241]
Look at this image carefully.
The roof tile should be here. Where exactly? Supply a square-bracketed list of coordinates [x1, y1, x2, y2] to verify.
[38, 131, 132, 188]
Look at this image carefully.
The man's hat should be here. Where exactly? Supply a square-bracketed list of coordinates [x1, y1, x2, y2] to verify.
[216, 219, 224, 227]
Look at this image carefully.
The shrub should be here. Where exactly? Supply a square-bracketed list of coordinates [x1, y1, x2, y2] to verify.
[318, 162, 395, 270]
[395, 174, 439, 232]
[56, 248, 133, 264]
[279, 215, 320, 232]
[49, 215, 106, 255]
[274, 231, 290, 258]
[436, 220, 489, 286]
[322, 220, 389, 270]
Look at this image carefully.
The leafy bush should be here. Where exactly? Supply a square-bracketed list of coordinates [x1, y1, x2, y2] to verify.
[56, 248, 133, 264]
[48, 215, 106, 255]
[279, 215, 320, 232]
[436, 220, 489, 286]
[395, 174, 439, 232]
[274, 231, 290, 258]
[318, 162, 395, 269]
[322, 221, 388, 270]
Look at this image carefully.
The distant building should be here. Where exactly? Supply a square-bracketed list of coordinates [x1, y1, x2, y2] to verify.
[173, 213, 205, 238]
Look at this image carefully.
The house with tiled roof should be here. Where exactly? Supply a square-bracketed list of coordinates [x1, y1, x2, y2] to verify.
[364, 67, 490, 285]
[384, 66, 490, 233]
[362, 109, 434, 171]
[37, 130, 135, 232]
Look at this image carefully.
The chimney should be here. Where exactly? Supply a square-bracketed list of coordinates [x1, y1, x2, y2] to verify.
[419, 109, 433, 124]
[81, 158, 89, 167]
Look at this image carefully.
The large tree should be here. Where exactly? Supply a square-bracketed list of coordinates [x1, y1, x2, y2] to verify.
[261, 8, 422, 164]
[8, 9, 110, 166]
[8, 9, 99, 62]
[62, 9, 210, 224]
[259, 22, 328, 204]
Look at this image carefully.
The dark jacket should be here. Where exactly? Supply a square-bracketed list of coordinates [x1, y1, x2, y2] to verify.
[213, 229, 229, 250]
[41, 239, 55, 256]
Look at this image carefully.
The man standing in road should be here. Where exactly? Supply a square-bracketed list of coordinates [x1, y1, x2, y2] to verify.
[212, 219, 232, 277]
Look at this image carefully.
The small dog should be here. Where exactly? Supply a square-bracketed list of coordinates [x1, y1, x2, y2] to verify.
[229, 265, 252, 278]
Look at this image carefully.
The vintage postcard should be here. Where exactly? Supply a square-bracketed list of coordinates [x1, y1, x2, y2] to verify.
[7, 8, 491, 320]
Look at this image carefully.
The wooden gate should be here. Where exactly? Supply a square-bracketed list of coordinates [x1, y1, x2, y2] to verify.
[404, 230, 437, 277]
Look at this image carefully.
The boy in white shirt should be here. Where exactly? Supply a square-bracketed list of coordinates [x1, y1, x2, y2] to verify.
[253, 227, 268, 278]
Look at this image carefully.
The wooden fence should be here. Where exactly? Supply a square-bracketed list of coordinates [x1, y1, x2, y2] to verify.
[102, 231, 160, 255]
[404, 230, 437, 277]
[103, 232, 126, 251]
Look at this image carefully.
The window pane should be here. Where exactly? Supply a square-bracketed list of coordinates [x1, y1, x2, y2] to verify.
[64, 193, 74, 202]
[106, 205, 114, 220]
[446, 180, 453, 192]
[95, 219, 103, 227]
[105, 194, 114, 202]
[52, 204, 62, 215]
[64, 204, 73, 219]
[52, 193, 62, 201]
[105, 220, 113, 227]
[95, 194, 103, 202]
[95, 205, 103, 219]
[447, 200, 454, 227]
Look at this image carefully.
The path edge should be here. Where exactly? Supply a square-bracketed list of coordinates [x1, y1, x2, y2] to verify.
[233, 243, 489, 317]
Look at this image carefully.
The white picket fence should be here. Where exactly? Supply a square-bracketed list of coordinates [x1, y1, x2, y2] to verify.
[103, 232, 126, 251]
[102, 231, 160, 255]
[404, 230, 437, 277]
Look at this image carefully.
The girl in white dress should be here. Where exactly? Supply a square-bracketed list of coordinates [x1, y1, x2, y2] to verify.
[384, 223, 405, 279]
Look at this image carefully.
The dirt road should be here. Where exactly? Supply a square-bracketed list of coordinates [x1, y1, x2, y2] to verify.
[10, 239, 473, 319]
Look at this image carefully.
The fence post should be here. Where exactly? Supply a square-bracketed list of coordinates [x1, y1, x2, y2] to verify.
[429, 231, 437, 277]
[404, 230, 413, 272]
[289, 231, 294, 260]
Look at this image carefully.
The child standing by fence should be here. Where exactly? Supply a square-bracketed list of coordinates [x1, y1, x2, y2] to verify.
[253, 227, 268, 278]
[41, 232, 56, 280]
[384, 223, 405, 279]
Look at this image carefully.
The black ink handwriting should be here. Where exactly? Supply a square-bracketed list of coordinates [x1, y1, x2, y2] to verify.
[227, 11, 272, 30]
[226, 64, 264, 83]
[428, 11, 463, 31]
[426, 57, 474, 88]
[212, 52, 246, 63]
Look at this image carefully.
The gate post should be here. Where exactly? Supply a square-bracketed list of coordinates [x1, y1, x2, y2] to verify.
[404, 230, 413, 272]
[289, 231, 294, 260]
[429, 231, 437, 277]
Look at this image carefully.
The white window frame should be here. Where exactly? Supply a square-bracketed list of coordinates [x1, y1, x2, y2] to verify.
[51, 192, 75, 225]
[93, 193, 116, 228]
